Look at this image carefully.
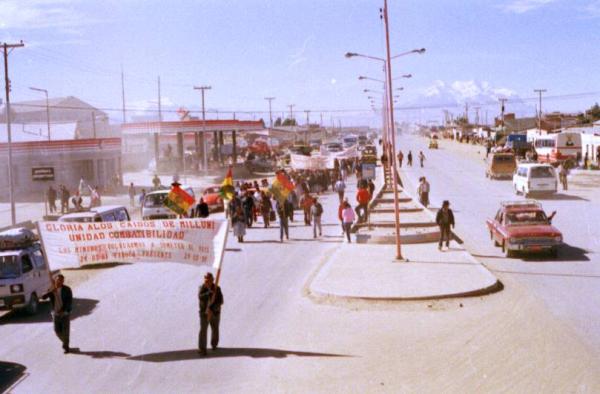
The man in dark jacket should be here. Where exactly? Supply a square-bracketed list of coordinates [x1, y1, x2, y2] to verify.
[198, 272, 224, 356]
[194, 197, 210, 218]
[42, 274, 73, 353]
[435, 200, 455, 250]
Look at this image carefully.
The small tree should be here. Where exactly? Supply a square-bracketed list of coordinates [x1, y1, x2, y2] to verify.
[274, 117, 282, 127]
[282, 118, 297, 126]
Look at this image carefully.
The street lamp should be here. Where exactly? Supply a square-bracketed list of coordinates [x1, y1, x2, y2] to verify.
[29, 86, 50, 140]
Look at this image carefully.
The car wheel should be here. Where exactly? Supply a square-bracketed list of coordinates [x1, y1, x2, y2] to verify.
[502, 243, 513, 258]
[26, 293, 39, 315]
[550, 247, 558, 258]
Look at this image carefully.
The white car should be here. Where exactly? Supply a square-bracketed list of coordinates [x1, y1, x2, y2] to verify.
[513, 163, 557, 197]
[142, 186, 195, 220]
[0, 228, 52, 315]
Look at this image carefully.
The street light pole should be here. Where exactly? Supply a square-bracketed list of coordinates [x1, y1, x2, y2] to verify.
[29, 87, 50, 140]
[3, 41, 24, 227]
[383, 0, 403, 260]
[194, 85, 212, 173]
[534, 89, 547, 131]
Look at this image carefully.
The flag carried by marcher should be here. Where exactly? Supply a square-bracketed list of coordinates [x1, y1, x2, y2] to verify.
[219, 167, 235, 201]
[164, 182, 195, 215]
[270, 171, 295, 202]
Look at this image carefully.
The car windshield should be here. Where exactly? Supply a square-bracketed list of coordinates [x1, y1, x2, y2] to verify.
[0, 255, 20, 279]
[204, 188, 217, 194]
[505, 211, 548, 225]
[144, 193, 167, 207]
[530, 167, 555, 178]
[493, 156, 514, 163]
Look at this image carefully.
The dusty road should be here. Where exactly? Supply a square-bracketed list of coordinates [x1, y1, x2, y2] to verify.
[2, 160, 600, 393]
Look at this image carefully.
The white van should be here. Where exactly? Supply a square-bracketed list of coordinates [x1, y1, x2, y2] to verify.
[58, 205, 131, 223]
[0, 228, 52, 315]
[142, 186, 195, 220]
[513, 163, 557, 196]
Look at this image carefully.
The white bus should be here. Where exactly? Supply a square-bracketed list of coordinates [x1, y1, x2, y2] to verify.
[533, 132, 581, 166]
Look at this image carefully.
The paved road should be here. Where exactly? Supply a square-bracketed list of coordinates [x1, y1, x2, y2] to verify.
[398, 133, 600, 355]
[2, 158, 600, 392]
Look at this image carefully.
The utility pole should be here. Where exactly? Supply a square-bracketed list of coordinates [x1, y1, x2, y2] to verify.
[3, 41, 24, 226]
[157, 76, 162, 121]
[320, 112, 323, 128]
[287, 104, 295, 123]
[474, 106, 480, 126]
[264, 97, 275, 128]
[534, 89, 547, 131]
[464, 102, 469, 124]
[499, 98, 507, 133]
[121, 65, 126, 123]
[194, 85, 211, 173]
[304, 110, 310, 144]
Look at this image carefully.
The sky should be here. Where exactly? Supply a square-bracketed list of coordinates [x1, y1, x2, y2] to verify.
[1, 0, 600, 126]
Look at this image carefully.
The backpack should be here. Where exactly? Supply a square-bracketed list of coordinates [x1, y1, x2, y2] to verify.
[315, 203, 323, 216]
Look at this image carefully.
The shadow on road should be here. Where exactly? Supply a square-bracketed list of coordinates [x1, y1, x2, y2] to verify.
[536, 193, 589, 201]
[0, 298, 99, 325]
[69, 348, 131, 359]
[63, 262, 132, 271]
[127, 347, 352, 362]
[0, 361, 27, 393]
[521, 244, 590, 262]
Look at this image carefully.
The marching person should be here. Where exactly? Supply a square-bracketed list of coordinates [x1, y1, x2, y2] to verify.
[435, 200, 455, 251]
[231, 204, 246, 242]
[242, 191, 255, 227]
[418, 151, 426, 168]
[260, 192, 272, 228]
[558, 163, 568, 191]
[355, 184, 371, 223]
[407, 151, 413, 167]
[334, 177, 346, 203]
[42, 274, 73, 354]
[194, 197, 210, 218]
[47, 185, 57, 213]
[198, 272, 224, 356]
[128, 182, 136, 206]
[276, 199, 290, 242]
[60, 185, 70, 214]
[418, 177, 430, 208]
[367, 178, 376, 198]
[311, 196, 323, 238]
[341, 200, 356, 243]
[397, 150, 404, 168]
[301, 193, 314, 225]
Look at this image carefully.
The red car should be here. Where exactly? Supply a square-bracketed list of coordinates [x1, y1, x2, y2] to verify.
[201, 185, 225, 213]
[486, 200, 562, 257]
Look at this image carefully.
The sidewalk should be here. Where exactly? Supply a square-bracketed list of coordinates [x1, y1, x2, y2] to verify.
[307, 162, 502, 301]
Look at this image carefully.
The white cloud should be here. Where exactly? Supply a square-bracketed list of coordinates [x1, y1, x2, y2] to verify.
[0, 0, 87, 31]
[424, 80, 445, 97]
[501, 0, 557, 14]
[422, 80, 517, 102]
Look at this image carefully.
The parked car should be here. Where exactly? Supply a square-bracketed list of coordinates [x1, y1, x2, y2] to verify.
[486, 200, 562, 257]
[513, 163, 557, 197]
[142, 186, 195, 220]
[486, 152, 517, 179]
[0, 228, 52, 315]
[325, 142, 343, 153]
[59, 205, 131, 222]
[201, 185, 225, 213]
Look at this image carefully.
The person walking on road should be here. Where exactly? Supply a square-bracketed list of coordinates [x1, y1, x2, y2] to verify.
[42, 274, 73, 354]
[338, 198, 347, 236]
[341, 201, 356, 243]
[418, 177, 430, 208]
[367, 179, 375, 198]
[276, 200, 290, 242]
[128, 183, 136, 206]
[418, 151, 426, 168]
[435, 200, 455, 250]
[334, 178, 346, 203]
[231, 204, 246, 242]
[311, 196, 323, 238]
[242, 192, 255, 227]
[47, 185, 57, 213]
[407, 151, 413, 167]
[558, 163, 568, 191]
[260, 192, 272, 228]
[194, 197, 210, 218]
[397, 150, 404, 168]
[198, 272, 224, 356]
[355, 185, 371, 223]
[60, 185, 70, 214]
[301, 193, 314, 225]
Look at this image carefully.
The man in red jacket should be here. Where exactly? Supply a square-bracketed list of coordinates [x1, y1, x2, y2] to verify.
[355, 186, 371, 223]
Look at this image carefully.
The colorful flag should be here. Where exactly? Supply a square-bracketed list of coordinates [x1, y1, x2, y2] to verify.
[270, 171, 295, 203]
[219, 167, 235, 201]
[164, 183, 195, 215]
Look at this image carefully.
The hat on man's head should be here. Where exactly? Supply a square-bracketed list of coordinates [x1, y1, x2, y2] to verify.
[204, 272, 214, 280]
[442, 200, 450, 207]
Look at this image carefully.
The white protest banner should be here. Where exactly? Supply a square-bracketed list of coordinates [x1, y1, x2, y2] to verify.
[37, 219, 229, 269]
[289, 154, 330, 170]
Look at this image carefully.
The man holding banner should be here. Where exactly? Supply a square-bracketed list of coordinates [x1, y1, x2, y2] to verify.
[198, 272, 224, 356]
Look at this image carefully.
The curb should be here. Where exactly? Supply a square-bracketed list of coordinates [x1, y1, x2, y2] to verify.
[356, 230, 440, 245]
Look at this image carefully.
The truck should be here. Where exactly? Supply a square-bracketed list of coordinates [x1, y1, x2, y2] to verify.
[0, 228, 53, 315]
[505, 134, 531, 158]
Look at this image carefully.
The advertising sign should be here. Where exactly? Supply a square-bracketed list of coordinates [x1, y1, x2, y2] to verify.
[31, 167, 55, 181]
